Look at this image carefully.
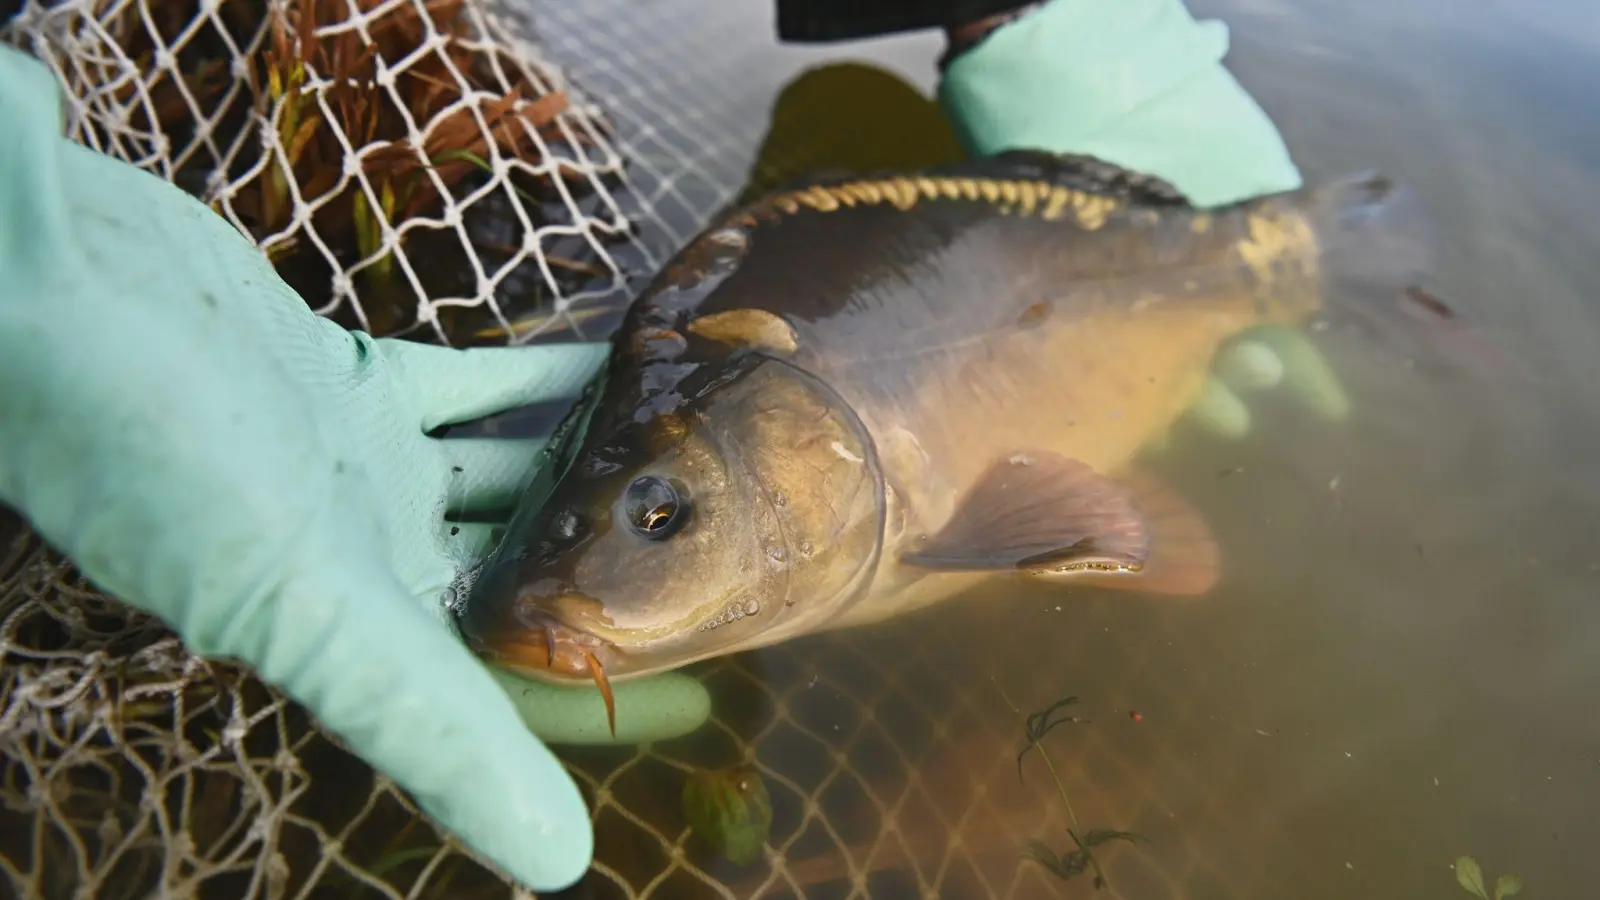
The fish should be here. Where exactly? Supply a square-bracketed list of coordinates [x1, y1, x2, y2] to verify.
[457, 150, 1430, 734]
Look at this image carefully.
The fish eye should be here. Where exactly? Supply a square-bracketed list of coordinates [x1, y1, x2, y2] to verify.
[623, 475, 689, 540]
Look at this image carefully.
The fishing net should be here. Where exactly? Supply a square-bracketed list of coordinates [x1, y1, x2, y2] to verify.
[1, 0, 657, 345]
[0, 0, 1305, 898]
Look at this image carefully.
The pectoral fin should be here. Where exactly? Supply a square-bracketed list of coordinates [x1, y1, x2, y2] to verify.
[901, 452, 1149, 573]
[1033, 468, 1220, 596]
[899, 452, 1219, 597]
[686, 308, 799, 355]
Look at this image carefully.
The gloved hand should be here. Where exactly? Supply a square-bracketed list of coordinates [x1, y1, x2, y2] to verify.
[935, 0, 1352, 439]
[0, 45, 708, 893]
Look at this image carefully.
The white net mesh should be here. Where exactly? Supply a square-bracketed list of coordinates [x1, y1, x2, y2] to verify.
[4, 0, 654, 345]
[0, 1, 1190, 898]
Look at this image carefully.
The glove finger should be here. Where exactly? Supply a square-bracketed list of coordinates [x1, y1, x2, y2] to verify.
[239, 553, 593, 892]
[1248, 325, 1352, 421]
[488, 667, 713, 747]
[381, 340, 609, 431]
[1215, 338, 1287, 392]
[1185, 376, 1251, 439]
[441, 436, 549, 515]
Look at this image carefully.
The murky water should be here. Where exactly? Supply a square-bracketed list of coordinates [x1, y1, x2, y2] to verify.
[509, 1, 1600, 897]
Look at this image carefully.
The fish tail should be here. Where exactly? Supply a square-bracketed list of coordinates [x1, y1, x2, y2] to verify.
[1299, 172, 1435, 303]
[1295, 175, 1514, 378]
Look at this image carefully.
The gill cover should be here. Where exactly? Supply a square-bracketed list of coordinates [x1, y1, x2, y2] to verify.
[461, 350, 887, 682]
[679, 351, 890, 657]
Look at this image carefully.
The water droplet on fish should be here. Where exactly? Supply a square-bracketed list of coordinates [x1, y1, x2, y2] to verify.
[742, 598, 761, 616]
[798, 541, 813, 556]
[773, 493, 787, 508]
[710, 227, 748, 251]
[766, 546, 786, 563]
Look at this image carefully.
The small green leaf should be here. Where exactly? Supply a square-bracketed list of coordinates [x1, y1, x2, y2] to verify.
[1455, 856, 1490, 899]
[682, 764, 772, 866]
[1495, 873, 1523, 900]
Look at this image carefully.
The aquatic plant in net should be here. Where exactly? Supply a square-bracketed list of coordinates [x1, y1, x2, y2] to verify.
[4, 0, 642, 345]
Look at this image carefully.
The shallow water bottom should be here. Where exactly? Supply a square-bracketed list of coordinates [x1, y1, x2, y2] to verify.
[537, 332, 1598, 899]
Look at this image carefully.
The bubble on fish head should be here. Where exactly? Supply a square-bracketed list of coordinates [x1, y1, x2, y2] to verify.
[460, 354, 887, 682]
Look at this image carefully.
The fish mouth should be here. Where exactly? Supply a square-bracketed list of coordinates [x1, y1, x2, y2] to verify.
[476, 608, 622, 737]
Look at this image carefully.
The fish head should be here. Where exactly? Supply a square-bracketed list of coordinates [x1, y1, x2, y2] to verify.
[461, 352, 887, 688]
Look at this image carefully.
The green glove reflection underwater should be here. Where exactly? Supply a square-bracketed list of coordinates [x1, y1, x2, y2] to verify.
[0, 0, 1355, 892]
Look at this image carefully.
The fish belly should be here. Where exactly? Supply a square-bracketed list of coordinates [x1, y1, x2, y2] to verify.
[910, 303, 1256, 499]
[832, 301, 1264, 629]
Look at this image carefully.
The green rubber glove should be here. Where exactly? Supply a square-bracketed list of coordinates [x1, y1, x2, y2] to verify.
[936, 0, 1351, 438]
[0, 46, 707, 893]
[937, 0, 1302, 207]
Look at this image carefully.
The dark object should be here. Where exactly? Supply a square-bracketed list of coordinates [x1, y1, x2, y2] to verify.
[774, 0, 1035, 42]
[1402, 285, 1458, 320]
[1, 0, 24, 26]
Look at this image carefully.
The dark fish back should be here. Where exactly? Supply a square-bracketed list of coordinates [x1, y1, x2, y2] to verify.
[641, 153, 1264, 367]
[592, 151, 1326, 450]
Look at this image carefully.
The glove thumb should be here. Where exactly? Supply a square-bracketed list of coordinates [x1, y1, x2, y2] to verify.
[230, 540, 594, 892]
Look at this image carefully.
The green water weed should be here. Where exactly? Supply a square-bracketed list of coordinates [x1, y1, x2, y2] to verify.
[1454, 856, 1523, 900]
[993, 679, 1144, 890]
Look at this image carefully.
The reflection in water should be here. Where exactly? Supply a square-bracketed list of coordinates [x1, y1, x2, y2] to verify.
[527, 2, 1600, 898]
[733, 61, 965, 203]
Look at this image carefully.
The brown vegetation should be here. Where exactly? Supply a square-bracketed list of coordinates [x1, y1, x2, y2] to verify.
[92, 0, 626, 342]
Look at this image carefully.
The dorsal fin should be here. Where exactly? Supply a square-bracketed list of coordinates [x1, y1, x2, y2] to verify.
[723, 148, 1196, 235]
[951, 150, 1194, 209]
[752, 150, 1194, 210]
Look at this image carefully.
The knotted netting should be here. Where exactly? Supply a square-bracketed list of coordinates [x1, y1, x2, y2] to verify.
[3, 0, 656, 345]
[0, 0, 1285, 897]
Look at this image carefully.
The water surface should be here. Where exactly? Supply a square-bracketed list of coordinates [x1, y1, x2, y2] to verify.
[516, 2, 1600, 896]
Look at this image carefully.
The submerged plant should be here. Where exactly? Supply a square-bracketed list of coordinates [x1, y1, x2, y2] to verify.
[994, 679, 1143, 891]
[1023, 830, 1144, 883]
[86, 0, 605, 342]
[682, 763, 773, 866]
[1015, 693, 1084, 782]
[1455, 856, 1523, 900]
